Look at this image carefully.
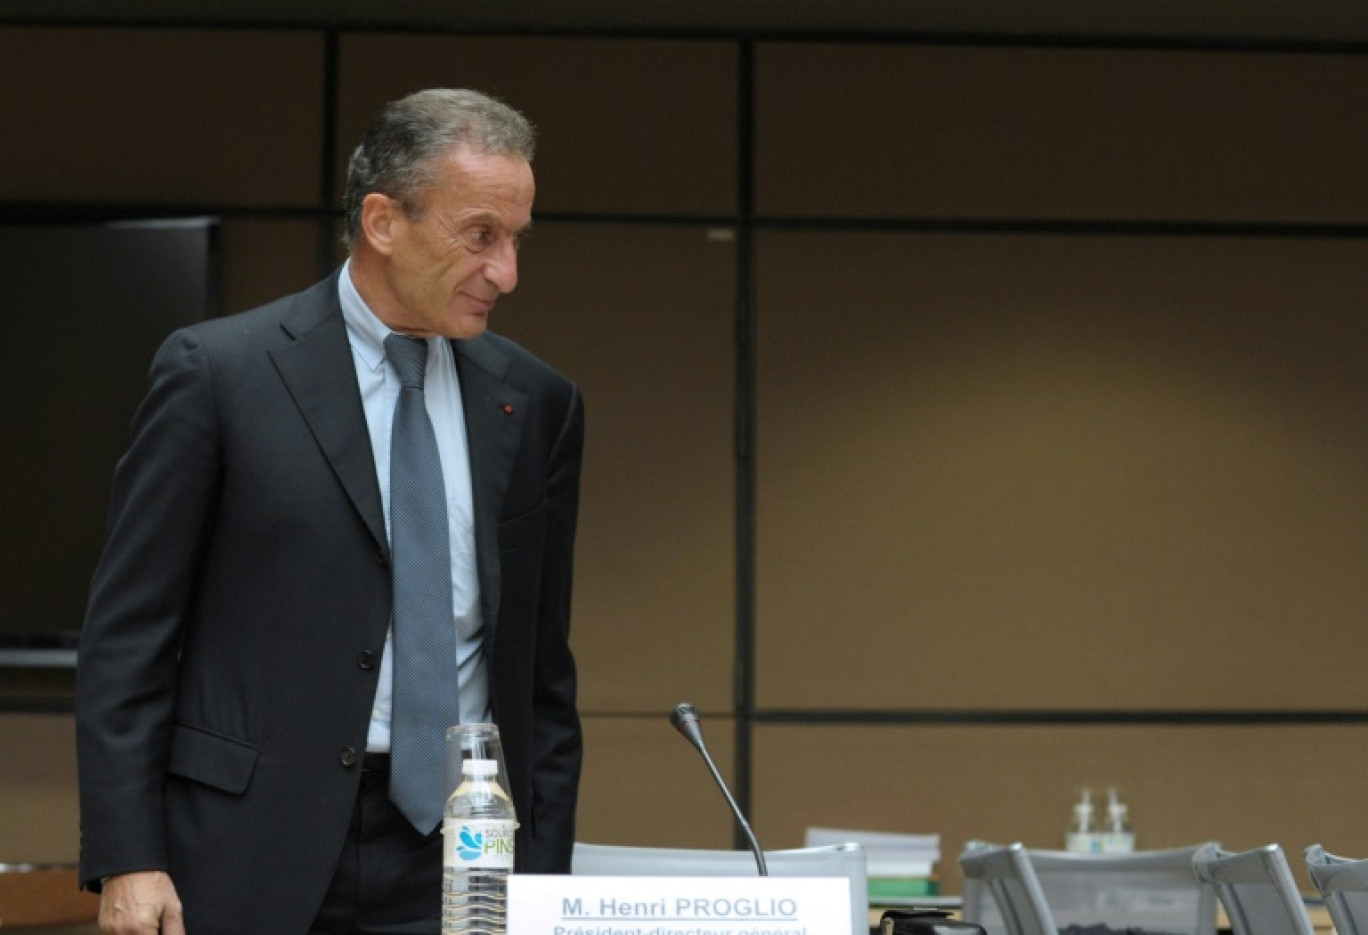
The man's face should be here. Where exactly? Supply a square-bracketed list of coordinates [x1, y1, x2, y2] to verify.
[380, 146, 535, 339]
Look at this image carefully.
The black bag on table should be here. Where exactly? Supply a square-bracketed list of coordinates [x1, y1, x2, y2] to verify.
[878, 908, 988, 935]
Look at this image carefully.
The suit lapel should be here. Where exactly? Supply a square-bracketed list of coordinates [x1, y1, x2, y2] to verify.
[266, 294, 524, 630]
[454, 335, 528, 634]
[269, 277, 388, 558]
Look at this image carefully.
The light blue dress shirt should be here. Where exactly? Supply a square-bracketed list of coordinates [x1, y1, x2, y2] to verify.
[338, 260, 490, 752]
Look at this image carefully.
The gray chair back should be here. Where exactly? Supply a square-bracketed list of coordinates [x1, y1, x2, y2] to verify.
[1027, 843, 1219, 935]
[1191, 843, 1315, 935]
[959, 841, 1056, 935]
[1306, 843, 1368, 935]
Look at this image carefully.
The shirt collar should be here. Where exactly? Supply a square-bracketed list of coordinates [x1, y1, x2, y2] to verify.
[338, 258, 391, 374]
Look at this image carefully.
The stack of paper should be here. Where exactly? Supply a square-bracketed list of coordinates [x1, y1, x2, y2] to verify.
[805, 827, 941, 901]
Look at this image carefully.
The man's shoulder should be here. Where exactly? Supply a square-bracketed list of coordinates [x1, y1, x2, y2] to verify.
[474, 331, 573, 388]
[177, 274, 341, 347]
[457, 332, 581, 425]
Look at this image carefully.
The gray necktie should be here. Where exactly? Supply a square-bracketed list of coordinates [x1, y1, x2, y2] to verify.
[384, 333, 460, 834]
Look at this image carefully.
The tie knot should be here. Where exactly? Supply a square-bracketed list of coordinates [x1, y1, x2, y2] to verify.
[385, 334, 429, 390]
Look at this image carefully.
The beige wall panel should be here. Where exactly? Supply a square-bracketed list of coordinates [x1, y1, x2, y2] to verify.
[755, 231, 1368, 710]
[755, 43, 1368, 222]
[0, 28, 323, 206]
[0, 715, 78, 864]
[753, 722, 1368, 895]
[492, 223, 736, 713]
[336, 36, 737, 216]
[578, 714, 736, 849]
[217, 219, 323, 316]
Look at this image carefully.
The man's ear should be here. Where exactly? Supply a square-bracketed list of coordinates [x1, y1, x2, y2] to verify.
[359, 193, 400, 256]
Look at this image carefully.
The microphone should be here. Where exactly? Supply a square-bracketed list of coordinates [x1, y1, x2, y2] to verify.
[669, 702, 768, 876]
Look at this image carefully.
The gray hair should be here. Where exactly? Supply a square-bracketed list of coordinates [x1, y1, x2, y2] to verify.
[343, 88, 536, 249]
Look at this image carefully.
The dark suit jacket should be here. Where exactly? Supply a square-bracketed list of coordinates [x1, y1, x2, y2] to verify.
[75, 270, 583, 934]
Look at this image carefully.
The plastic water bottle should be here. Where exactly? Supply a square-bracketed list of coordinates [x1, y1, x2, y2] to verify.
[443, 758, 518, 935]
[1065, 788, 1103, 853]
[1101, 787, 1135, 853]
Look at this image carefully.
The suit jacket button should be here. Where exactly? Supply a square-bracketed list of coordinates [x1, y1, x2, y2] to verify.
[357, 651, 376, 671]
[340, 747, 359, 767]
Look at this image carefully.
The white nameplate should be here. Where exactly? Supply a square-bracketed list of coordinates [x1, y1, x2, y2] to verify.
[508, 874, 849, 934]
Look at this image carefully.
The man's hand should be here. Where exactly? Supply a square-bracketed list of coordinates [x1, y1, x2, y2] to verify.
[98, 871, 186, 934]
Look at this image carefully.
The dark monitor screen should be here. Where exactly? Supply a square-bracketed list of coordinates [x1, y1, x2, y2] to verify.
[0, 218, 218, 658]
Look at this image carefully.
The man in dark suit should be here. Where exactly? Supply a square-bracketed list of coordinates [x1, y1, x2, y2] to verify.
[75, 88, 583, 934]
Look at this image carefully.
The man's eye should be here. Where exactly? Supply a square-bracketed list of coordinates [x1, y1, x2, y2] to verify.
[463, 227, 495, 249]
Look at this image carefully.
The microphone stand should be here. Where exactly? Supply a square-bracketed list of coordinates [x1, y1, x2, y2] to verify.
[670, 702, 769, 876]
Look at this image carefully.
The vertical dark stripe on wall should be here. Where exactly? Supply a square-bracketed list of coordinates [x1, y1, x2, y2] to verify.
[317, 29, 341, 278]
[732, 37, 758, 850]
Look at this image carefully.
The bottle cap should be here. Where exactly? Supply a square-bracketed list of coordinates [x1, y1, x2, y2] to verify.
[462, 758, 498, 777]
[1107, 788, 1125, 816]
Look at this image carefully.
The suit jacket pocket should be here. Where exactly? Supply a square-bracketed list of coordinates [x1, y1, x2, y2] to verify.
[499, 500, 547, 556]
[166, 723, 259, 794]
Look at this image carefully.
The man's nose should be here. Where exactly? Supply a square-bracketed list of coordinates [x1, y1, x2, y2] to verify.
[486, 238, 519, 294]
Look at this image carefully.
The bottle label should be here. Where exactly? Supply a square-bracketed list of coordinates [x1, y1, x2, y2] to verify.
[1066, 832, 1103, 853]
[1101, 832, 1135, 854]
[444, 818, 517, 870]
